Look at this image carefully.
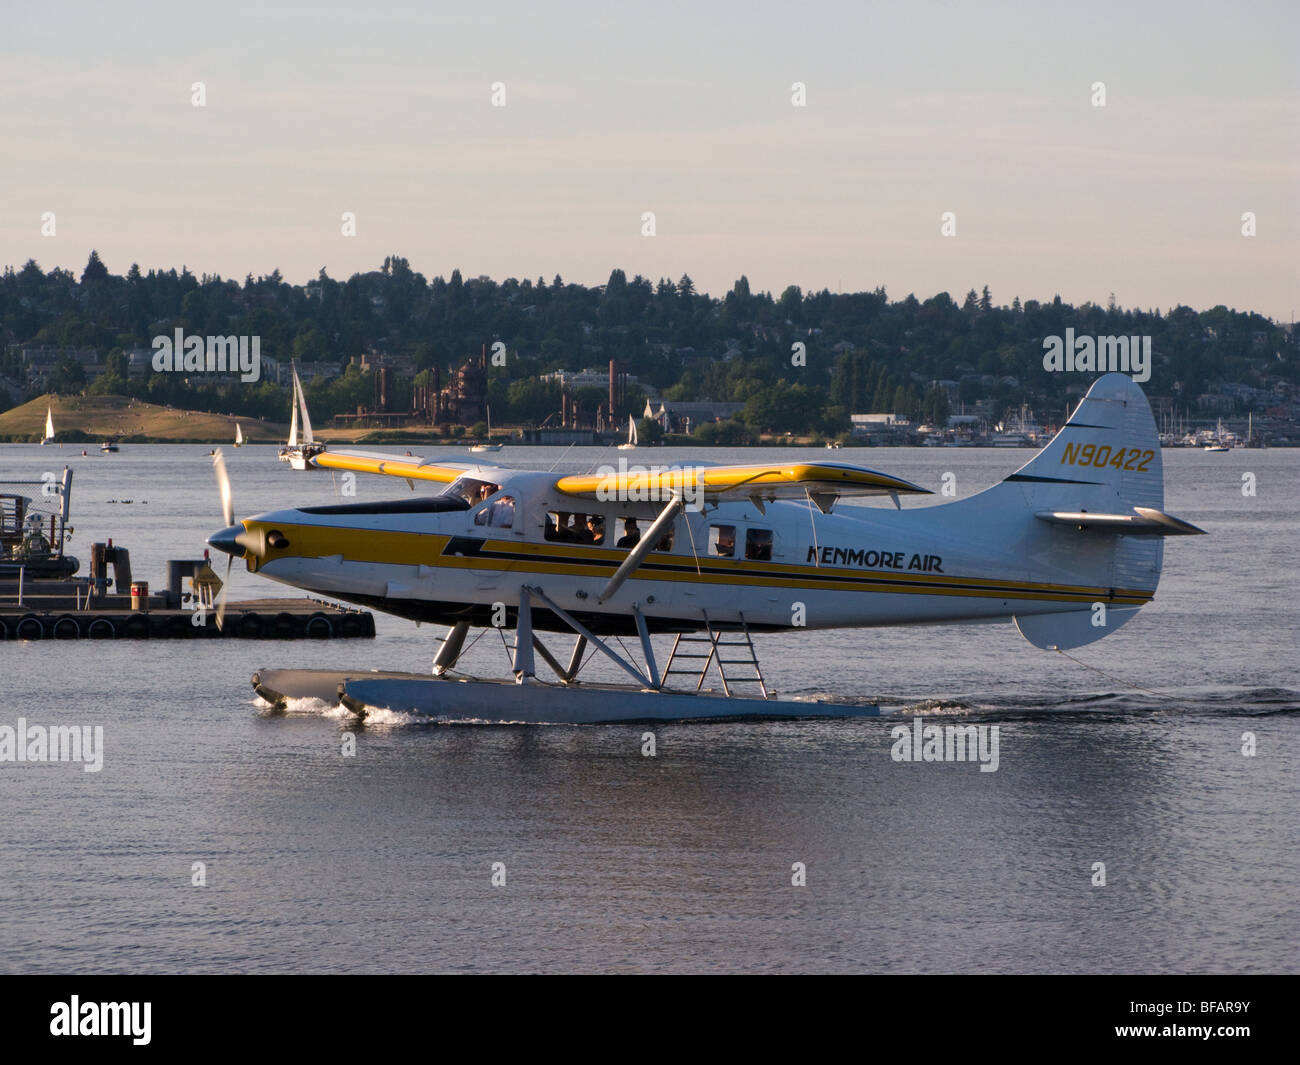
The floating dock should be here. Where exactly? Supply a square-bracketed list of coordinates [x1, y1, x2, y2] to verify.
[0, 584, 374, 641]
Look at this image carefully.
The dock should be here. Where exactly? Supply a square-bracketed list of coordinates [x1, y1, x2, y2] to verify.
[2, 473, 376, 641]
[0, 578, 375, 641]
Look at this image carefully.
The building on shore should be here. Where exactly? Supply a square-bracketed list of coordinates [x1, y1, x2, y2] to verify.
[643, 399, 744, 435]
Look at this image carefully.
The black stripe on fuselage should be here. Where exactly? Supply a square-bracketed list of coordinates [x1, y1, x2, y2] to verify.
[313, 592, 775, 635]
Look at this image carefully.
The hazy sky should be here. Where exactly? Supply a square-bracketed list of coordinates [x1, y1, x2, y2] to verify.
[3, 1, 1297, 318]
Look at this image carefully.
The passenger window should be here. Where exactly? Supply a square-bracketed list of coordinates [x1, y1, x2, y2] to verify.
[745, 527, 773, 561]
[709, 524, 736, 557]
[545, 511, 598, 543]
[614, 517, 641, 549]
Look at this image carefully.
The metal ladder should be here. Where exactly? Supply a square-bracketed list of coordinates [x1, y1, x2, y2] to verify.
[663, 611, 770, 699]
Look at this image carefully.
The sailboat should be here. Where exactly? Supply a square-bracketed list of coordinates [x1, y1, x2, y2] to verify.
[278, 362, 321, 470]
[41, 407, 55, 445]
[617, 414, 638, 450]
[234, 423, 245, 448]
[470, 406, 503, 453]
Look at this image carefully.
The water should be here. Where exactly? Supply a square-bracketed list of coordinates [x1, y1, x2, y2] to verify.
[1, 443, 1296, 973]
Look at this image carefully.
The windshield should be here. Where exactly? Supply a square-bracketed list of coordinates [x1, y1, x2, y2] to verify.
[442, 476, 501, 506]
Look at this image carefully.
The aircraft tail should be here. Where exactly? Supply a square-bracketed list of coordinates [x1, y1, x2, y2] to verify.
[983, 373, 1203, 650]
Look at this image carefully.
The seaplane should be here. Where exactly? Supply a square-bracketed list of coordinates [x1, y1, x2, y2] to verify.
[207, 373, 1205, 724]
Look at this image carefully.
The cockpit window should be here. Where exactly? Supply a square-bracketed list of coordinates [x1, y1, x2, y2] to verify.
[444, 476, 501, 506]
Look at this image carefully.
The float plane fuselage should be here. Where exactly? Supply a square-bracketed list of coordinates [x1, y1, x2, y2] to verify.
[209, 374, 1202, 654]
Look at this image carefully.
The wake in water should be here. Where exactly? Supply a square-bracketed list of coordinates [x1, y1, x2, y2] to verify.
[250, 694, 521, 727]
[880, 686, 1300, 720]
[248, 685, 1299, 728]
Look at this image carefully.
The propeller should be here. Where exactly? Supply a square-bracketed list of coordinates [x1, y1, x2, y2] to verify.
[211, 448, 235, 630]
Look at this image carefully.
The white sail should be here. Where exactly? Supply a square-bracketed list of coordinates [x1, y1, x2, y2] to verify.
[235, 423, 244, 446]
[44, 407, 54, 442]
[296, 365, 314, 443]
[617, 413, 637, 449]
[287, 366, 299, 447]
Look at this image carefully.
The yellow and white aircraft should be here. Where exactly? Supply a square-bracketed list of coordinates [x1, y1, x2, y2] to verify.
[210, 373, 1203, 722]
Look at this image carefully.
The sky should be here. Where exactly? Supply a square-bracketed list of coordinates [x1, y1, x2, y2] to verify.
[2, 0, 1297, 319]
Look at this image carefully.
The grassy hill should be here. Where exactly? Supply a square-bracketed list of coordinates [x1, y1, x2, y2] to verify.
[0, 393, 463, 445]
[0, 394, 292, 444]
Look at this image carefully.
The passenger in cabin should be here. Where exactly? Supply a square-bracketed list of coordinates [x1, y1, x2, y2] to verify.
[616, 518, 640, 548]
[489, 496, 515, 528]
[569, 513, 592, 543]
[745, 528, 773, 561]
[586, 516, 605, 545]
[551, 512, 581, 542]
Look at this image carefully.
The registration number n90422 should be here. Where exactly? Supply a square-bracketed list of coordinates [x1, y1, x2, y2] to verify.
[1060, 443, 1153, 471]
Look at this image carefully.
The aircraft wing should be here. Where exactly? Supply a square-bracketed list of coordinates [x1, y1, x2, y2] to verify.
[311, 449, 477, 485]
[554, 461, 931, 505]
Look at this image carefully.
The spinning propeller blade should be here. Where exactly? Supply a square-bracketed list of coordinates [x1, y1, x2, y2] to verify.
[213, 448, 234, 527]
[215, 554, 232, 631]
[211, 448, 235, 631]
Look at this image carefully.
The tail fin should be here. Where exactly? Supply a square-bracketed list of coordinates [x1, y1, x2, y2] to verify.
[992, 373, 1203, 649]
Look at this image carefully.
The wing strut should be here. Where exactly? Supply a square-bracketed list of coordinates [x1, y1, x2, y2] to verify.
[597, 494, 684, 604]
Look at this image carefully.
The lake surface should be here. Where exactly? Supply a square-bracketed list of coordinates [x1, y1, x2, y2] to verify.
[1, 443, 1296, 973]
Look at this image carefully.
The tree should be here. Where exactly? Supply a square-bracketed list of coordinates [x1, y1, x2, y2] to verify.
[922, 385, 950, 427]
[81, 250, 109, 284]
[635, 416, 663, 445]
[46, 356, 86, 393]
[693, 418, 755, 445]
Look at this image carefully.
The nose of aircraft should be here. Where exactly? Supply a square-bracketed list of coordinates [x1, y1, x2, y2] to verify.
[207, 524, 246, 557]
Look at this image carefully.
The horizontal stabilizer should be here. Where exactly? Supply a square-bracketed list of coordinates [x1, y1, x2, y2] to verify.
[1034, 506, 1206, 536]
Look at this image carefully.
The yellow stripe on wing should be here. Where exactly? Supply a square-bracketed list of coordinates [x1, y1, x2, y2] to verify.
[312, 451, 465, 483]
[554, 462, 931, 500]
